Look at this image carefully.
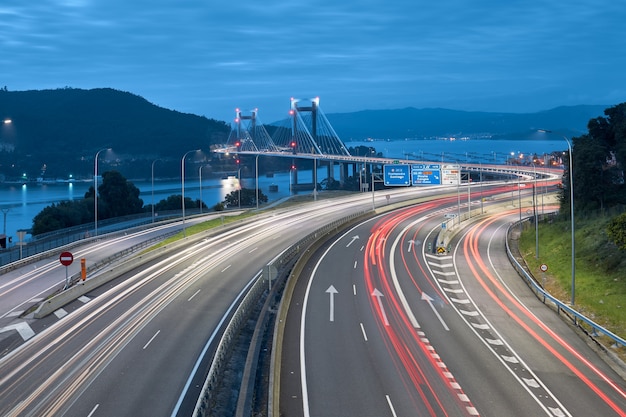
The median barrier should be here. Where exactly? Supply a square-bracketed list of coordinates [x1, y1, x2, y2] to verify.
[31, 215, 255, 319]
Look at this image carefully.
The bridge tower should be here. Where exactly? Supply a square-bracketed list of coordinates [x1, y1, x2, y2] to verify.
[236, 108, 256, 146]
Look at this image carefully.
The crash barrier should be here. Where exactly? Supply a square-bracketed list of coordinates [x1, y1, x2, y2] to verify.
[192, 209, 368, 417]
[506, 219, 625, 349]
[32, 230, 178, 318]
[32, 214, 251, 318]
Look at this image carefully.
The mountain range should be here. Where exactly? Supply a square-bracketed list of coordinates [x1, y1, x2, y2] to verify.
[0, 88, 612, 180]
[325, 105, 606, 141]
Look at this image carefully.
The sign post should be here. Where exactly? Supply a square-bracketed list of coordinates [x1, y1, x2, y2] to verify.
[59, 251, 74, 290]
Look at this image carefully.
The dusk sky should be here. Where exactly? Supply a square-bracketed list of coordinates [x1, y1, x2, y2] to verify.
[1, 1, 624, 124]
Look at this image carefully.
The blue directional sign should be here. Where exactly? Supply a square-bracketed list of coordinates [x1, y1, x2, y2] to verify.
[411, 164, 441, 185]
[384, 164, 411, 186]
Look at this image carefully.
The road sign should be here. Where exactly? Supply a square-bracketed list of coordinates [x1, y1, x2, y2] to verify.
[383, 164, 411, 186]
[411, 164, 441, 186]
[441, 164, 460, 185]
[540, 264, 548, 272]
[59, 251, 74, 266]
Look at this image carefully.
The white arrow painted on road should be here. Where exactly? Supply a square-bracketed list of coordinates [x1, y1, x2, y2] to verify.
[407, 239, 421, 252]
[0, 322, 36, 341]
[346, 235, 359, 247]
[372, 288, 389, 326]
[326, 285, 338, 322]
[421, 292, 449, 331]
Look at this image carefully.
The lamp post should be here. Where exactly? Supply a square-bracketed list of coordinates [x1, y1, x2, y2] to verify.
[1, 208, 9, 236]
[539, 130, 575, 305]
[94, 147, 111, 236]
[532, 163, 539, 259]
[151, 159, 161, 223]
[181, 149, 200, 236]
[255, 154, 260, 210]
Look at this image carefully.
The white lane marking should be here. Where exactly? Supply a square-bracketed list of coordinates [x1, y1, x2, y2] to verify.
[87, 403, 99, 417]
[360, 323, 368, 341]
[54, 308, 68, 319]
[187, 289, 201, 301]
[386, 395, 398, 417]
[143, 330, 161, 350]
[0, 322, 36, 341]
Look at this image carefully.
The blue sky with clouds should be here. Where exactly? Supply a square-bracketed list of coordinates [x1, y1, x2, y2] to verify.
[1, 0, 624, 123]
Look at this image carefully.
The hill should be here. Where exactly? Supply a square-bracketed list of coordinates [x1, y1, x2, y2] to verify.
[324, 105, 608, 140]
[0, 88, 230, 180]
[0, 87, 611, 180]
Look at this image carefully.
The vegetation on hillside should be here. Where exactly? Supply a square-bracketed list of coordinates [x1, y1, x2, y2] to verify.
[519, 102, 626, 343]
[567, 102, 626, 212]
[0, 88, 230, 181]
[519, 215, 626, 340]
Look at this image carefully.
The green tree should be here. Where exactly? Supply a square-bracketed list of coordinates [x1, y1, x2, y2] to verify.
[571, 134, 612, 211]
[98, 171, 144, 218]
[31, 200, 92, 235]
[153, 194, 205, 211]
[223, 188, 268, 207]
[607, 212, 626, 251]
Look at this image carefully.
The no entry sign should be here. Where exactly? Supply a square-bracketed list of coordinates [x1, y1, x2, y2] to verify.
[59, 251, 74, 266]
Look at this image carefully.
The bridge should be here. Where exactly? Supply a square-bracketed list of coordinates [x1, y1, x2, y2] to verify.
[215, 98, 557, 191]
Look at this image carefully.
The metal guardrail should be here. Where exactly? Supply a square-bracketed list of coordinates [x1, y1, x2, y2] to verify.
[506, 219, 625, 348]
[191, 209, 367, 417]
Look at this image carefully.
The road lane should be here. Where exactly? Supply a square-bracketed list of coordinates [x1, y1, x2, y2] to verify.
[282, 197, 626, 416]
[1, 186, 470, 416]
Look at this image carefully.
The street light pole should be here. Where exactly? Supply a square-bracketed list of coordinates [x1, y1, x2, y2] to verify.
[255, 154, 260, 210]
[94, 147, 111, 236]
[151, 159, 161, 223]
[533, 163, 539, 259]
[199, 165, 204, 214]
[181, 149, 200, 236]
[539, 130, 575, 305]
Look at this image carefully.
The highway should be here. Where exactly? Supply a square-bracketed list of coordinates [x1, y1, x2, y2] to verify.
[0, 185, 468, 416]
[278, 197, 626, 416]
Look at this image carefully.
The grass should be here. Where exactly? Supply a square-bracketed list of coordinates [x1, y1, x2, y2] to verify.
[148, 211, 257, 250]
[518, 213, 626, 357]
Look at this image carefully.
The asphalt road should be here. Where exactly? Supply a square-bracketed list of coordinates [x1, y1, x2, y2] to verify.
[279, 198, 626, 416]
[0, 185, 466, 416]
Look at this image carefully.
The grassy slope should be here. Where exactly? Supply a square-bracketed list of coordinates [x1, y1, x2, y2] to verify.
[518, 214, 626, 348]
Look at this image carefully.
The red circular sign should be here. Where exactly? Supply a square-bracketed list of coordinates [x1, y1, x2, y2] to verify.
[59, 251, 74, 266]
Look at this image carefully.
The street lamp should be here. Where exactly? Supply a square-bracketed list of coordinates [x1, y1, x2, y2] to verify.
[539, 129, 575, 305]
[151, 159, 161, 223]
[94, 147, 111, 236]
[255, 154, 260, 210]
[199, 164, 210, 214]
[181, 149, 200, 236]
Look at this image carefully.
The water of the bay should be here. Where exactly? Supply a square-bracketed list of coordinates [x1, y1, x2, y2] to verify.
[0, 138, 565, 241]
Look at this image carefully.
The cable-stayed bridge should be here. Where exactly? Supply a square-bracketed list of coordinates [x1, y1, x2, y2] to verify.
[220, 97, 350, 157]
[214, 97, 544, 191]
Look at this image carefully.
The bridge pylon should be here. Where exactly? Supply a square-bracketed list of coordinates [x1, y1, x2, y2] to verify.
[271, 97, 351, 156]
[227, 108, 280, 153]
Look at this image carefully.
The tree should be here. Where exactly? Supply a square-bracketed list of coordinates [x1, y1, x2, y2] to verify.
[223, 188, 268, 207]
[607, 212, 626, 251]
[153, 194, 205, 211]
[564, 103, 626, 214]
[98, 171, 144, 218]
[31, 200, 92, 235]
